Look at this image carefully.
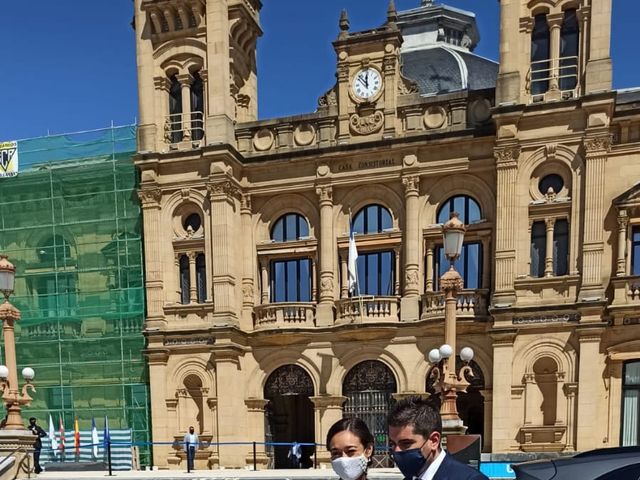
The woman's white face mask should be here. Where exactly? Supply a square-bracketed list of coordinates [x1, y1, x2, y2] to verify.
[331, 455, 368, 480]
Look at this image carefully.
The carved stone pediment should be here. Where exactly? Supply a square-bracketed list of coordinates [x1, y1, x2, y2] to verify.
[349, 110, 384, 135]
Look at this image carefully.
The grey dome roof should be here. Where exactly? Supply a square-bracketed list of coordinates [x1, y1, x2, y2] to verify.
[401, 46, 498, 96]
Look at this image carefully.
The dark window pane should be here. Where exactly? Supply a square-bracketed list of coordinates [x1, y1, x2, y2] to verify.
[353, 204, 393, 235]
[437, 196, 481, 224]
[380, 208, 392, 231]
[357, 251, 394, 296]
[530, 221, 546, 277]
[553, 219, 569, 276]
[632, 227, 640, 276]
[298, 216, 309, 238]
[179, 255, 190, 304]
[299, 259, 311, 302]
[271, 213, 309, 242]
[271, 259, 311, 302]
[286, 215, 297, 241]
[531, 14, 550, 95]
[539, 174, 564, 196]
[367, 207, 379, 234]
[190, 71, 204, 141]
[434, 242, 481, 289]
[169, 75, 183, 143]
[272, 219, 284, 242]
[560, 9, 579, 91]
[196, 254, 206, 303]
[381, 252, 393, 295]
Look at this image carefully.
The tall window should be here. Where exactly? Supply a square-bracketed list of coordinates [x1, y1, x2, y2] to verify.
[622, 361, 640, 446]
[196, 254, 207, 303]
[530, 221, 546, 278]
[36, 273, 77, 318]
[352, 205, 394, 297]
[271, 213, 309, 242]
[531, 14, 550, 95]
[179, 254, 190, 304]
[271, 259, 311, 302]
[437, 195, 481, 224]
[434, 242, 482, 289]
[191, 71, 204, 141]
[553, 219, 569, 276]
[352, 204, 392, 234]
[37, 235, 73, 267]
[169, 74, 183, 143]
[559, 9, 579, 92]
[632, 226, 640, 276]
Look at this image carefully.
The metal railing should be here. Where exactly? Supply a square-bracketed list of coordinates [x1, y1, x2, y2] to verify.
[529, 55, 579, 100]
[164, 111, 204, 145]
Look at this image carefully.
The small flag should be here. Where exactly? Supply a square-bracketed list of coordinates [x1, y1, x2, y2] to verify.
[91, 418, 100, 459]
[103, 416, 110, 447]
[59, 416, 65, 453]
[48, 414, 58, 456]
[348, 214, 359, 296]
[74, 417, 80, 456]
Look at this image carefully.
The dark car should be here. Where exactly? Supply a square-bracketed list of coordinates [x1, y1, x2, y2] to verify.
[512, 446, 640, 480]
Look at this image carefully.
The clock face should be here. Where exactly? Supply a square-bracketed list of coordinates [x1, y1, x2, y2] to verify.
[352, 67, 382, 100]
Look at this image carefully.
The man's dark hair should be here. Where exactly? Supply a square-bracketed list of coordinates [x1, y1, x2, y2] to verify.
[326, 417, 375, 451]
[29, 417, 36, 423]
[387, 395, 442, 438]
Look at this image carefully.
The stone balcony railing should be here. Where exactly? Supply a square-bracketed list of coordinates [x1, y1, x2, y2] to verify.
[253, 303, 316, 329]
[336, 296, 400, 324]
[420, 289, 490, 321]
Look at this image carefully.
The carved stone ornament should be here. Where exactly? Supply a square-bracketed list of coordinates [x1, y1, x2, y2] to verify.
[398, 74, 419, 95]
[350, 110, 384, 135]
[402, 175, 420, 194]
[584, 136, 612, 153]
[318, 85, 338, 107]
[316, 185, 333, 203]
[512, 313, 581, 325]
[439, 268, 464, 293]
[494, 146, 521, 167]
[320, 277, 334, 295]
[242, 284, 254, 302]
[405, 270, 419, 289]
[138, 188, 162, 206]
[207, 181, 240, 199]
[240, 193, 252, 212]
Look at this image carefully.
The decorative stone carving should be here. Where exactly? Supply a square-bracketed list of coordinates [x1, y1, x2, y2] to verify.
[138, 188, 162, 207]
[405, 270, 419, 289]
[469, 98, 491, 125]
[253, 128, 275, 151]
[320, 277, 334, 295]
[315, 185, 333, 203]
[350, 111, 384, 135]
[512, 313, 581, 325]
[398, 74, 419, 95]
[294, 123, 316, 146]
[207, 181, 240, 199]
[240, 193, 252, 212]
[584, 136, 612, 153]
[440, 269, 463, 293]
[318, 85, 338, 107]
[402, 175, 420, 194]
[424, 105, 447, 129]
[242, 284, 254, 302]
[494, 146, 521, 167]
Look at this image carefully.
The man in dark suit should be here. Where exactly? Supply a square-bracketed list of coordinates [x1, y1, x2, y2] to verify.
[28, 417, 47, 474]
[388, 396, 488, 480]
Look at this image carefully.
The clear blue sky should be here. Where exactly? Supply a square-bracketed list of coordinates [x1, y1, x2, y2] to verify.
[1, 1, 638, 140]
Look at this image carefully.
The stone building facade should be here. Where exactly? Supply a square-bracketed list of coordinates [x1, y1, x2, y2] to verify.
[132, 0, 640, 469]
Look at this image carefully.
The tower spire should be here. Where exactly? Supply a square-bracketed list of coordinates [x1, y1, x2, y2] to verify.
[387, 0, 398, 27]
[339, 9, 350, 38]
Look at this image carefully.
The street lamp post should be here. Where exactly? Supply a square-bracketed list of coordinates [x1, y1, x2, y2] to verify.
[0, 255, 35, 430]
[427, 213, 474, 434]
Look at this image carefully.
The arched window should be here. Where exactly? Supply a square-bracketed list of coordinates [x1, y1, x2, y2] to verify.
[437, 195, 481, 224]
[559, 9, 579, 92]
[271, 213, 309, 242]
[435, 196, 482, 289]
[531, 13, 550, 95]
[352, 204, 392, 235]
[179, 254, 190, 304]
[169, 74, 183, 143]
[37, 235, 73, 266]
[530, 221, 546, 278]
[196, 254, 207, 303]
[343, 360, 397, 466]
[190, 71, 204, 141]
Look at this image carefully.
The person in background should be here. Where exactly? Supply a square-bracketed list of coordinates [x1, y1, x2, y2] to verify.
[29, 417, 47, 474]
[183, 425, 199, 471]
[388, 396, 489, 480]
[326, 417, 374, 480]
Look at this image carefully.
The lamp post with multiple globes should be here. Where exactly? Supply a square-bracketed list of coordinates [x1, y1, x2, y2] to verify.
[427, 212, 475, 433]
[0, 255, 36, 430]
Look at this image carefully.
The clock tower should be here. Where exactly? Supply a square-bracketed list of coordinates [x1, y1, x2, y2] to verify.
[323, 1, 414, 143]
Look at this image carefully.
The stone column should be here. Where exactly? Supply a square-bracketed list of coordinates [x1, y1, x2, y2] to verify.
[152, 76, 170, 149]
[188, 251, 198, 303]
[135, 1, 157, 152]
[177, 73, 193, 140]
[584, 0, 613, 94]
[244, 399, 270, 469]
[493, 147, 520, 304]
[490, 331, 517, 451]
[563, 382, 578, 451]
[544, 218, 556, 277]
[340, 253, 348, 299]
[401, 174, 421, 321]
[207, 180, 240, 324]
[311, 258, 318, 301]
[310, 396, 347, 466]
[547, 14, 564, 97]
[480, 389, 493, 452]
[616, 210, 629, 276]
[522, 373, 535, 425]
[241, 194, 255, 329]
[138, 187, 165, 328]
[579, 136, 610, 300]
[316, 185, 335, 326]
[259, 258, 269, 304]
[394, 246, 401, 296]
[425, 243, 434, 291]
[575, 327, 605, 451]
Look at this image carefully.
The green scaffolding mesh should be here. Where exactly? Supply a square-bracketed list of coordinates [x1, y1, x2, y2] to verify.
[0, 126, 151, 465]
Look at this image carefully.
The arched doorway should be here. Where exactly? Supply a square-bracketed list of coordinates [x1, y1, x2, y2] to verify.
[264, 365, 315, 469]
[180, 374, 205, 434]
[426, 358, 485, 437]
[343, 360, 397, 467]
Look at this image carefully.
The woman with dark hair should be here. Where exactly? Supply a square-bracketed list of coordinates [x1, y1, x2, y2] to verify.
[326, 417, 375, 480]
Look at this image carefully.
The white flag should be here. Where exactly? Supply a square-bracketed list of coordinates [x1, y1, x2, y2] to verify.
[48, 414, 59, 456]
[91, 417, 100, 459]
[348, 223, 359, 295]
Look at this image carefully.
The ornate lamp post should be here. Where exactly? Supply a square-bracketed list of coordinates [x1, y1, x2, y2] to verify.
[427, 213, 474, 434]
[0, 255, 35, 430]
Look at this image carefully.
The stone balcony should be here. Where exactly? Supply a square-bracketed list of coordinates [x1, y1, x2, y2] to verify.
[420, 289, 490, 321]
[518, 425, 567, 452]
[253, 303, 316, 330]
[336, 296, 400, 324]
[609, 275, 640, 325]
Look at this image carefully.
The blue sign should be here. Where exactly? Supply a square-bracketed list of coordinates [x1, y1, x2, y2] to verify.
[480, 462, 516, 479]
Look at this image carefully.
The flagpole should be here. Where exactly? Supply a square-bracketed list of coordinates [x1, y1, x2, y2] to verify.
[348, 209, 365, 324]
